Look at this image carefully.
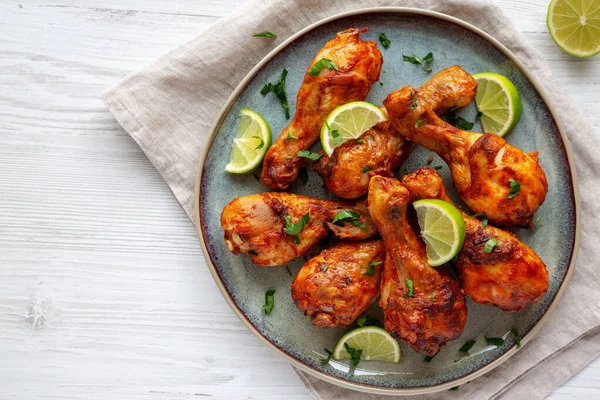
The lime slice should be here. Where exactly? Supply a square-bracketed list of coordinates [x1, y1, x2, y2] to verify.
[320, 101, 387, 156]
[473, 73, 522, 137]
[225, 109, 271, 174]
[333, 326, 400, 363]
[547, 0, 600, 58]
[413, 199, 466, 267]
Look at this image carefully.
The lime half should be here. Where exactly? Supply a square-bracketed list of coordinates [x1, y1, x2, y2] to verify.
[413, 199, 466, 266]
[320, 101, 387, 156]
[333, 326, 400, 363]
[473, 73, 522, 137]
[225, 109, 271, 174]
[547, 0, 600, 58]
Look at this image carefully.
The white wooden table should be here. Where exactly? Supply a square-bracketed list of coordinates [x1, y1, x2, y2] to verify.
[1, 1, 599, 398]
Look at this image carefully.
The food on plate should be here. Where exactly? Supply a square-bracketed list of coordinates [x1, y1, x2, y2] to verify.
[412, 199, 466, 267]
[333, 326, 401, 364]
[291, 240, 385, 328]
[367, 176, 467, 356]
[546, 0, 600, 58]
[383, 84, 548, 227]
[320, 101, 387, 156]
[220, 192, 377, 266]
[402, 168, 549, 312]
[225, 109, 272, 174]
[473, 72, 522, 137]
[314, 65, 477, 199]
[261, 28, 382, 190]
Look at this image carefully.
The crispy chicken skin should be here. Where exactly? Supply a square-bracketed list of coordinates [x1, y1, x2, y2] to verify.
[314, 66, 477, 199]
[368, 176, 467, 356]
[383, 84, 548, 227]
[401, 168, 549, 312]
[291, 240, 385, 328]
[221, 193, 378, 266]
[261, 28, 382, 190]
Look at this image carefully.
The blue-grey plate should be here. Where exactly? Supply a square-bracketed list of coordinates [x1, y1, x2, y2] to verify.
[194, 8, 580, 395]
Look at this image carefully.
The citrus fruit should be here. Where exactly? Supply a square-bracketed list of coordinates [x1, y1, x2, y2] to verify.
[547, 0, 600, 58]
[225, 109, 271, 174]
[473, 73, 522, 137]
[333, 326, 401, 363]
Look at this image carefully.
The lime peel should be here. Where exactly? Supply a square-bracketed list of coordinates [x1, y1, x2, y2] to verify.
[225, 109, 271, 174]
[333, 326, 401, 363]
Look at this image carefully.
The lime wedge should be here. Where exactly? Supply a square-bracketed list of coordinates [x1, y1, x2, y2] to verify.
[320, 101, 387, 156]
[225, 109, 271, 174]
[333, 326, 400, 363]
[413, 199, 466, 266]
[547, 0, 600, 58]
[473, 73, 522, 137]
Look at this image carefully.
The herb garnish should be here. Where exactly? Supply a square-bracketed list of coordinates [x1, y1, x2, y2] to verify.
[484, 237, 498, 253]
[472, 212, 488, 228]
[362, 166, 374, 174]
[356, 139, 365, 144]
[343, 343, 363, 367]
[511, 328, 522, 348]
[261, 69, 291, 119]
[404, 278, 414, 298]
[508, 178, 521, 199]
[357, 315, 367, 326]
[285, 155, 293, 159]
[410, 97, 418, 110]
[252, 135, 264, 149]
[424, 354, 436, 363]
[253, 31, 277, 38]
[458, 339, 476, 356]
[485, 336, 505, 347]
[434, 165, 443, 170]
[332, 210, 367, 229]
[449, 386, 460, 391]
[284, 213, 309, 244]
[365, 261, 382, 276]
[308, 58, 338, 76]
[415, 119, 424, 128]
[326, 121, 344, 146]
[446, 106, 475, 130]
[320, 348, 333, 365]
[379, 33, 391, 49]
[285, 133, 298, 142]
[403, 52, 434, 72]
[263, 289, 276, 315]
[297, 150, 322, 161]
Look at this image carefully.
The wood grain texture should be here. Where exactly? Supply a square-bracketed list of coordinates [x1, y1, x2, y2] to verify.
[0, 1, 598, 399]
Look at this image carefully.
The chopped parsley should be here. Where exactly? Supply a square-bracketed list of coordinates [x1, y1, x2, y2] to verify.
[446, 106, 475, 130]
[362, 166, 374, 174]
[297, 150, 322, 161]
[403, 52, 434, 72]
[364, 261, 382, 276]
[410, 97, 418, 110]
[511, 328, 522, 348]
[285, 155, 293, 159]
[308, 58, 338, 76]
[320, 348, 333, 365]
[253, 31, 277, 38]
[284, 213, 309, 243]
[472, 212, 488, 228]
[449, 386, 460, 391]
[343, 343, 363, 367]
[508, 178, 521, 199]
[321, 265, 329, 272]
[263, 289, 276, 315]
[356, 139, 365, 144]
[357, 315, 367, 326]
[424, 354, 436, 363]
[483, 237, 498, 253]
[485, 336, 505, 347]
[431, 292, 437, 301]
[379, 33, 391, 49]
[433, 165, 443, 170]
[403, 278, 414, 298]
[252, 135, 264, 149]
[458, 339, 476, 356]
[326, 121, 343, 146]
[285, 133, 298, 142]
[261, 69, 291, 119]
[332, 210, 367, 229]
[415, 119, 424, 128]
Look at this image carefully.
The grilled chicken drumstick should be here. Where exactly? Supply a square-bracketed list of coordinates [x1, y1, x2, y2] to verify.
[221, 193, 377, 266]
[401, 168, 549, 312]
[261, 28, 382, 190]
[291, 240, 385, 328]
[383, 84, 548, 227]
[314, 65, 477, 199]
[368, 176, 467, 356]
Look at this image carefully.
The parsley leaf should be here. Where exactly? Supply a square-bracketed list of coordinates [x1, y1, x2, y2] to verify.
[424, 354, 436, 363]
[356, 139, 365, 144]
[285, 133, 298, 142]
[297, 150, 322, 161]
[252, 135, 264, 149]
[449, 386, 460, 391]
[361, 166, 373, 174]
[261, 69, 290, 119]
[484, 237, 498, 253]
[263, 289, 276, 315]
[472, 212, 488, 228]
[403, 52, 434, 72]
[403, 278, 414, 298]
[433, 165, 443, 170]
[485, 336, 505, 347]
[403, 53, 422, 64]
[446, 106, 475, 130]
[379, 33, 391, 49]
[357, 315, 367, 326]
[458, 339, 476, 356]
[410, 97, 418, 110]
[321, 265, 328, 272]
[285, 155, 293, 159]
[332, 210, 367, 229]
[415, 119, 424, 128]
[326, 121, 343, 145]
[422, 52, 434, 64]
[320, 348, 333, 365]
[284, 213, 309, 242]
[508, 178, 520, 199]
[343, 343, 363, 367]
[364, 261, 382, 276]
[253, 31, 277, 38]
[308, 58, 338, 76]
[511, 328, 522, 348]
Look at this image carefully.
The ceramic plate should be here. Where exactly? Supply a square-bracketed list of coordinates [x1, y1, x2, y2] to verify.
[194, 8, 579, 395]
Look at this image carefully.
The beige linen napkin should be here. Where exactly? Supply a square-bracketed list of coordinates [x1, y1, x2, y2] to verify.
[101, 0, 600, 398]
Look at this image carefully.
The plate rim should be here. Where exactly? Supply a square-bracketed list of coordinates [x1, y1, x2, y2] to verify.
[193, 6, 581, 395]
